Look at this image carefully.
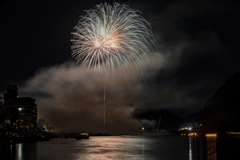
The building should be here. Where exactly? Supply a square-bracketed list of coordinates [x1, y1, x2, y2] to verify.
[1, 85, 38, 128]
[17, 97, 37, 128]
[4, 85, 19, 105]
[0, 96, 11, 125]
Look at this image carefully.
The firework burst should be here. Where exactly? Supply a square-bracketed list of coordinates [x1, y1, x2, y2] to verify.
[71, 2, 155, 72]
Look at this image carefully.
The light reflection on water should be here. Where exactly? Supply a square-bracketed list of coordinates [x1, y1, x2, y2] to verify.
[17, 144, 22, 160]
[0, 136, 239, 160]
[73, 136, 154, 159]
[188, 136, 217, 160]
[207, 137, 217, 160]
[189, 137, 192, 160]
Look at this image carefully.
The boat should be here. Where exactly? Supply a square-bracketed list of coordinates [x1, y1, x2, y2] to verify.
[75, 133, 89, 139]
[121, 135, 131, 137]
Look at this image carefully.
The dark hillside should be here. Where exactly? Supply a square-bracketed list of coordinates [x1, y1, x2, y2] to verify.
[199, 72, 240, 133]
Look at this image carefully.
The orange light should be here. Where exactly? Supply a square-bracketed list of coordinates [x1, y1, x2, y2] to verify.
[205, 134, 217, 137]
[188, 133, 198, 137]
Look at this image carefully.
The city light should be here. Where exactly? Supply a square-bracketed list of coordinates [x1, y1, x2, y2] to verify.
[205, 134, 217, 137]
[188, 133, 198, 137]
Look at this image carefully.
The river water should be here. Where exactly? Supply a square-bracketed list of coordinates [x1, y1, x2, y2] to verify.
[0, 135, 239, 160]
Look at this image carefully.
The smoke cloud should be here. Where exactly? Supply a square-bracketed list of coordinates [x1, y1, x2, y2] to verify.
[20, 53, 164, 134]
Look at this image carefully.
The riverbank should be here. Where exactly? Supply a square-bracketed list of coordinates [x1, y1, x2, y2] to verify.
[0, 125, 58, 144]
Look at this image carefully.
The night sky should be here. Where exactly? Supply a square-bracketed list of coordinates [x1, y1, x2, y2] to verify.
[1, 0, 240, 134]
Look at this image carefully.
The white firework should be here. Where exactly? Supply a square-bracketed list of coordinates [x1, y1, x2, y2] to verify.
[71, 2, 155, 72]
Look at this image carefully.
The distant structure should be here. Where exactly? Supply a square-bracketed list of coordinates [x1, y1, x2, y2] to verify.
[0, 85, 38, 128]
[0, 97, 3, 107]
[3, 85, 19, 105]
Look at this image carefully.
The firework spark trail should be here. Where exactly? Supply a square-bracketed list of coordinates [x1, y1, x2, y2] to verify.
[71, 2, 155, 73]
[104, 76, 106, 132]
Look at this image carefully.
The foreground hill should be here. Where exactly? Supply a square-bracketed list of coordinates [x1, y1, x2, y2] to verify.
[199, 72, 240, 133]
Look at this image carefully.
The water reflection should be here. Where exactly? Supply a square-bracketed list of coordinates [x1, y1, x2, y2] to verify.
[207, 137, 217, 160]
[74, 136, 151, 159]
[189, 137, 200, 160]
[142, 142, 145, 156]
[0, 136, 238, 160]
[188, 136, 217, 160]
[189, 137, 192, 160]
[0, 143, 37, 160]
[17, 143, 22, 160]
[10, 144, 12, 159]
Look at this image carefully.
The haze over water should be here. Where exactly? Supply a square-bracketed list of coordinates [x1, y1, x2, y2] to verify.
[1, 136, 239, 160]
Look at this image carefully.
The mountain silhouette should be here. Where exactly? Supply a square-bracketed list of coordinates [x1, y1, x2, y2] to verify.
[199, 72, 240, 133]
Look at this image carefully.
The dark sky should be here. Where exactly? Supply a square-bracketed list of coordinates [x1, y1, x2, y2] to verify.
[0, 0, 240, 133]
